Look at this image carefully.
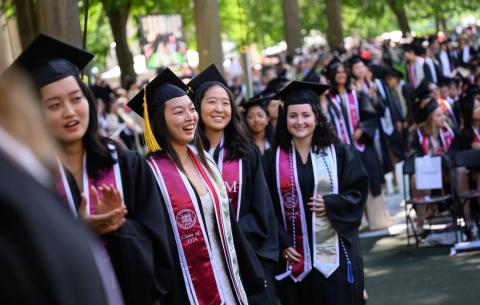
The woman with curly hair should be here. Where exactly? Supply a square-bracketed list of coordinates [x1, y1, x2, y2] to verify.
[264, 81, 368, 305]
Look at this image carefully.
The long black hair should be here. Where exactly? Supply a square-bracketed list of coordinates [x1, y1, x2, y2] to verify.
[194, 82, 250, 161]
[327, 62, 352, 96]
[76, 78, 116, 178]
[148, 97, 212, 175]
[274, 90, 339, 154]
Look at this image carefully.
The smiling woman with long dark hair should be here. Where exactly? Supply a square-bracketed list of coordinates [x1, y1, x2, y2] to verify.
[188, 65, 279, 305]
[264, 80, 368, 305]
[128, 67, 266, 305]
[12, 33, 180, 305]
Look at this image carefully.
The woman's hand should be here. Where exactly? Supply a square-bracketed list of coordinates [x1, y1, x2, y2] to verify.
[282, 247, 302, 263]
[308, 194, 326, 217]
[79, 185, 127, 235]
[472, 142, 480, 150]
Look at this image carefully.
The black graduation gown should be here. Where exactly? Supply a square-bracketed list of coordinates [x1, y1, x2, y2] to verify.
[449, 128, 474, 155]
[264, 143, 368, 305]
[63, 148, 188, 305]
[327, 90, 385, 196]
[423, 59, 443, 83]
[153, 161, 267, 302]
[212, 145, 279, 305]
[0, 153, 109, 305]
[377, 80, 406, 161]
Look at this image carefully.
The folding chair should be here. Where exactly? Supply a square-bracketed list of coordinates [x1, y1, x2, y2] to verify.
[402, 155, 456, 247]
[453, 149, 480, 240]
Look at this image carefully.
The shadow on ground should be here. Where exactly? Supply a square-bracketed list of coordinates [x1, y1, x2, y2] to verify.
[362, 233, 480, 305]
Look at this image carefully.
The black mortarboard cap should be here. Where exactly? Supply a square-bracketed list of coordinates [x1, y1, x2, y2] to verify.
[368, 63, 388, 80]
[239, 91, 274, 113]
[127, 67, 187, 117]
[274, 80, 330, 107]
[264, 76, 290, 95]
[324, 56, 342, 74]
[127, 68, 188, 153]
[415, 100, 440, 124]
[413, 80, 433, 103]
[10, 33, 94, 88]
[402, 43, 414, 53]
[302, 69, 320, 83]
[385, 67, 404, 79]
[186, 64, 228, 101]
[438, 77, 452, 87]
[348, 55, 364, 68]
[459, 85, 479, 119]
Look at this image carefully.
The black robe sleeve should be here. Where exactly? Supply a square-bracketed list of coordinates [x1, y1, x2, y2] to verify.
[238, 146, 279, 262]
[357, 91, 379, 143]
[323, 143, 368, 245]
[449, 129, 472, 156]
[106, 149, 188, 305]
[230, 204, 267, 295]
[0, 155, 110, 305]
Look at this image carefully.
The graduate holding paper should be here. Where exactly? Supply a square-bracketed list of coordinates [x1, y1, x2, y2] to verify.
[264, 80, 368, 305]
[410, 87, 455, 236]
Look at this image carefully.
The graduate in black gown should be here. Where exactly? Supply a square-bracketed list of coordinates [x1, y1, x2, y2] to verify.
[11, 34, 182, 305]
[239, 92, 275, 156]
[264, 81, 368, 305]
[449, 86, 480, 237]
[0, 72, 116, 305]
[128, 68, 265, 305]
[187, 65, 279, 305]
[325, 61, 391, 230]
[409, 96, 455, 236]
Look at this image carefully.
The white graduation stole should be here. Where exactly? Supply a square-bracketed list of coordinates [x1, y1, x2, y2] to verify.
[312, 145, 340, 278]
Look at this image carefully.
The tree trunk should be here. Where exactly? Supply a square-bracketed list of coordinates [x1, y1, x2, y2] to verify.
[325, 0, 343, 50]
[193, 0, 224, 74]
[37, 0, 82, 48]
[440, 16, 447, 32]
[13, 0, 38, 48]
[281, 0, 302, 55]
[103, 2, 136, 87]
[387, 0, 411, 37]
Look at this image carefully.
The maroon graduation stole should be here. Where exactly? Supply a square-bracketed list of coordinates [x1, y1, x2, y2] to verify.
[472, 127, 480, 143]
[439, 127, 454, 153]
[275, 147, 312, 282]
[417, 127, 454, 155]
[333, 91, 365, 152]
[56, 146, 124, 216]
[217, 148, 243, 220]
[147, 148, 247, 305]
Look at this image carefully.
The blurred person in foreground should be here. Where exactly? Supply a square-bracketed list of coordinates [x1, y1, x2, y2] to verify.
[0, 70, 121, 305]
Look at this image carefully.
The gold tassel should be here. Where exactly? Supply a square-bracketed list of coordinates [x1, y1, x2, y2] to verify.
[142, 88, 161, 153]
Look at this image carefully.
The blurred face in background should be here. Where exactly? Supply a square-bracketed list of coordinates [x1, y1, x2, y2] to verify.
[439, 85, 450, 99]
[432, 107, 446, 129]
[267, 99, 279, 122]
[40, 76, 89, 145]
[246, 105, 269, 135]
[473, 98, 480, 123]
[449, 82, 460, 98]
[334, 65, 348, 86]
[351, 62, 366, 80]
[429, 83, 440, 100]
